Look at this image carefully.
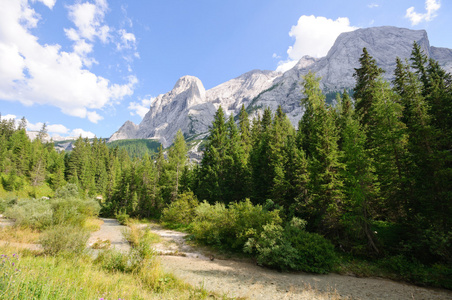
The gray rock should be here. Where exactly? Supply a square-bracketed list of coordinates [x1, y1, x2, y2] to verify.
[110, 26, 452, 148]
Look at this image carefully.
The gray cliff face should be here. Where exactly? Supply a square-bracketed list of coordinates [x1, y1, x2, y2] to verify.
[110, 26, 452, 148]
[250, 26, 433, 127]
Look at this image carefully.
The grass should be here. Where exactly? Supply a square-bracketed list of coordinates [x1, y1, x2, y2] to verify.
[84, 217, 104, 232]
[0, 245, 227, 299]
[0, 226, 40, 244]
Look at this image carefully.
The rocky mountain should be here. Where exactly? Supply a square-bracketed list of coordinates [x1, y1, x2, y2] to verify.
[110, 26, 452, 148]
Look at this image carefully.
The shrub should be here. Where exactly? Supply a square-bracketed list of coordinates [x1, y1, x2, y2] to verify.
[162, 191, 198, 225]
[39, 224, 90, 255]
[191, 199, 282, 251]
[191, 201, 232, 247]
[4, 198, 53, 230]
[116, 210, 129, 225]
[54, 183, 79, 199]
[51, 197, 100, 227]
[245, 217, 337, 273]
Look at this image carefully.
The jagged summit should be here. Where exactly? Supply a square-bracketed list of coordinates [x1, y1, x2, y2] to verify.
[110, 26, 452, 150]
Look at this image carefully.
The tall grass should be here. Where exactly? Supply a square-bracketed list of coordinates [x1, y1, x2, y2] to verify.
[0, 245, 227, 299]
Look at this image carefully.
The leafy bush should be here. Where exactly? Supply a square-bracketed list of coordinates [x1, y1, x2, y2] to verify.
[51, 197, 100, 227]
[191, 199, 281, 251]
[162, 191, 198, 225]
[4, 196, 100, 230]
[191, 201, 233, 247]
[116, 210, 129, 225]
[54, 183, 79, 199]
[4, 198, 53, 230]
[245, 217, 337, 273]
[39, 224, 90, 255]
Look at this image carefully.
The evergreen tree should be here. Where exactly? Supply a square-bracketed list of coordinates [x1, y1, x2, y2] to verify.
[167, 129, 188, 201]
[197, 106, 228, 203]
[353, 47, 384, 127]
[299, 72, 344, 235]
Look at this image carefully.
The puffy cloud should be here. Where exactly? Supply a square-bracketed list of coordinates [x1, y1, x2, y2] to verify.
[34, 0, 56, 9]
[0, 0, 137, 123]
[128, 97, 154, 118]
[67, 0, 110, 43]
[406, 0, 441, 25]
[0, 114, 17, 121]
[71, 128, 95, 138]
[276, 15, 358, 73]
[47, 123, 69, 134]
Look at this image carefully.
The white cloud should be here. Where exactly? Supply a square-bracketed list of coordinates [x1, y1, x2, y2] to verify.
[0, 0, 137, 123]
[67, 0, 110, 43]
[0, 114, 17, 121]
[34, 0, 56, 9]
[128, 97, 154, 118]
[276, 15, 358, 73]
[87, 111, 103, 123]
[47, 124, 69, 134]
[71, 128, 95, 138]
[406, 0, 441, 25]
[368, 3, 379, 8]
[117, 29, 136, 50]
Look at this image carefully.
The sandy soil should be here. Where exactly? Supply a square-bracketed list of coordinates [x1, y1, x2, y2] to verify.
[144, 223, 452, 300]
[1, 215, 450, 299]
[87, 218, 131, 253]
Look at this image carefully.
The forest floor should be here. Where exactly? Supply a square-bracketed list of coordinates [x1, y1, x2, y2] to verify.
[2, 216, 451, 299]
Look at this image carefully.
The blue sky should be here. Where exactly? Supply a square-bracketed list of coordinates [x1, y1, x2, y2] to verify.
[0, 0, 451, 139]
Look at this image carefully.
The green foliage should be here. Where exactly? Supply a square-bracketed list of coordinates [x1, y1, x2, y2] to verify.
[54, 183, 79, 198]
[162, 191, 198, 225]
[4, 198, 53, 230]
[116, 210, 130, 225]
[191, 199, 281, 251]
[39, 224, 90, 255]
[106, 139, 161, 158]
[3, 194, 100, 230]
[245, 218, 337, 273]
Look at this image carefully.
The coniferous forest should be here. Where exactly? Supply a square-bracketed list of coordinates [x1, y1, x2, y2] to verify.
[1, 44, 451, 284]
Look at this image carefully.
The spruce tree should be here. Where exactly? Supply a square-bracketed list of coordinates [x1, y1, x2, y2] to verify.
[353, 47, 384, 127]
[299, 72, 344, 235]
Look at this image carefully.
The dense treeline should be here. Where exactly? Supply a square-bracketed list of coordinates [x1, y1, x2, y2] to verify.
[106, 139, 161, 158]
[0, 43, 450, 269]
[189, 43, 451, 265]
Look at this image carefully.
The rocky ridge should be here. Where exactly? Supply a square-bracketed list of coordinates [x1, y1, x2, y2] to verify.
[110, 26, 452, 148]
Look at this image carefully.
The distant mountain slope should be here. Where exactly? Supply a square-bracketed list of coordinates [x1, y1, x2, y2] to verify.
[110, 26, 452, 148]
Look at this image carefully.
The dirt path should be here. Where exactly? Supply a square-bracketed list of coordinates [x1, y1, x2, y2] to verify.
[87, 218, 131, 253]
[145, 223, 452, 300]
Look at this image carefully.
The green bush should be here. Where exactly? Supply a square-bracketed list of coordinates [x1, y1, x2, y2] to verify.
[4, 198, 53, 230]
[3, 196, 100, 230]
[116, 210, 129, 225]
[39, 224, 90, 255]
[191, 201, 233, 247]
[245, 217, 337, 273]
[191, 199, 282, 251]
[51, 197, 100, 227]
[54, 183, 79, 199]
[162, 191, 198, 225]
